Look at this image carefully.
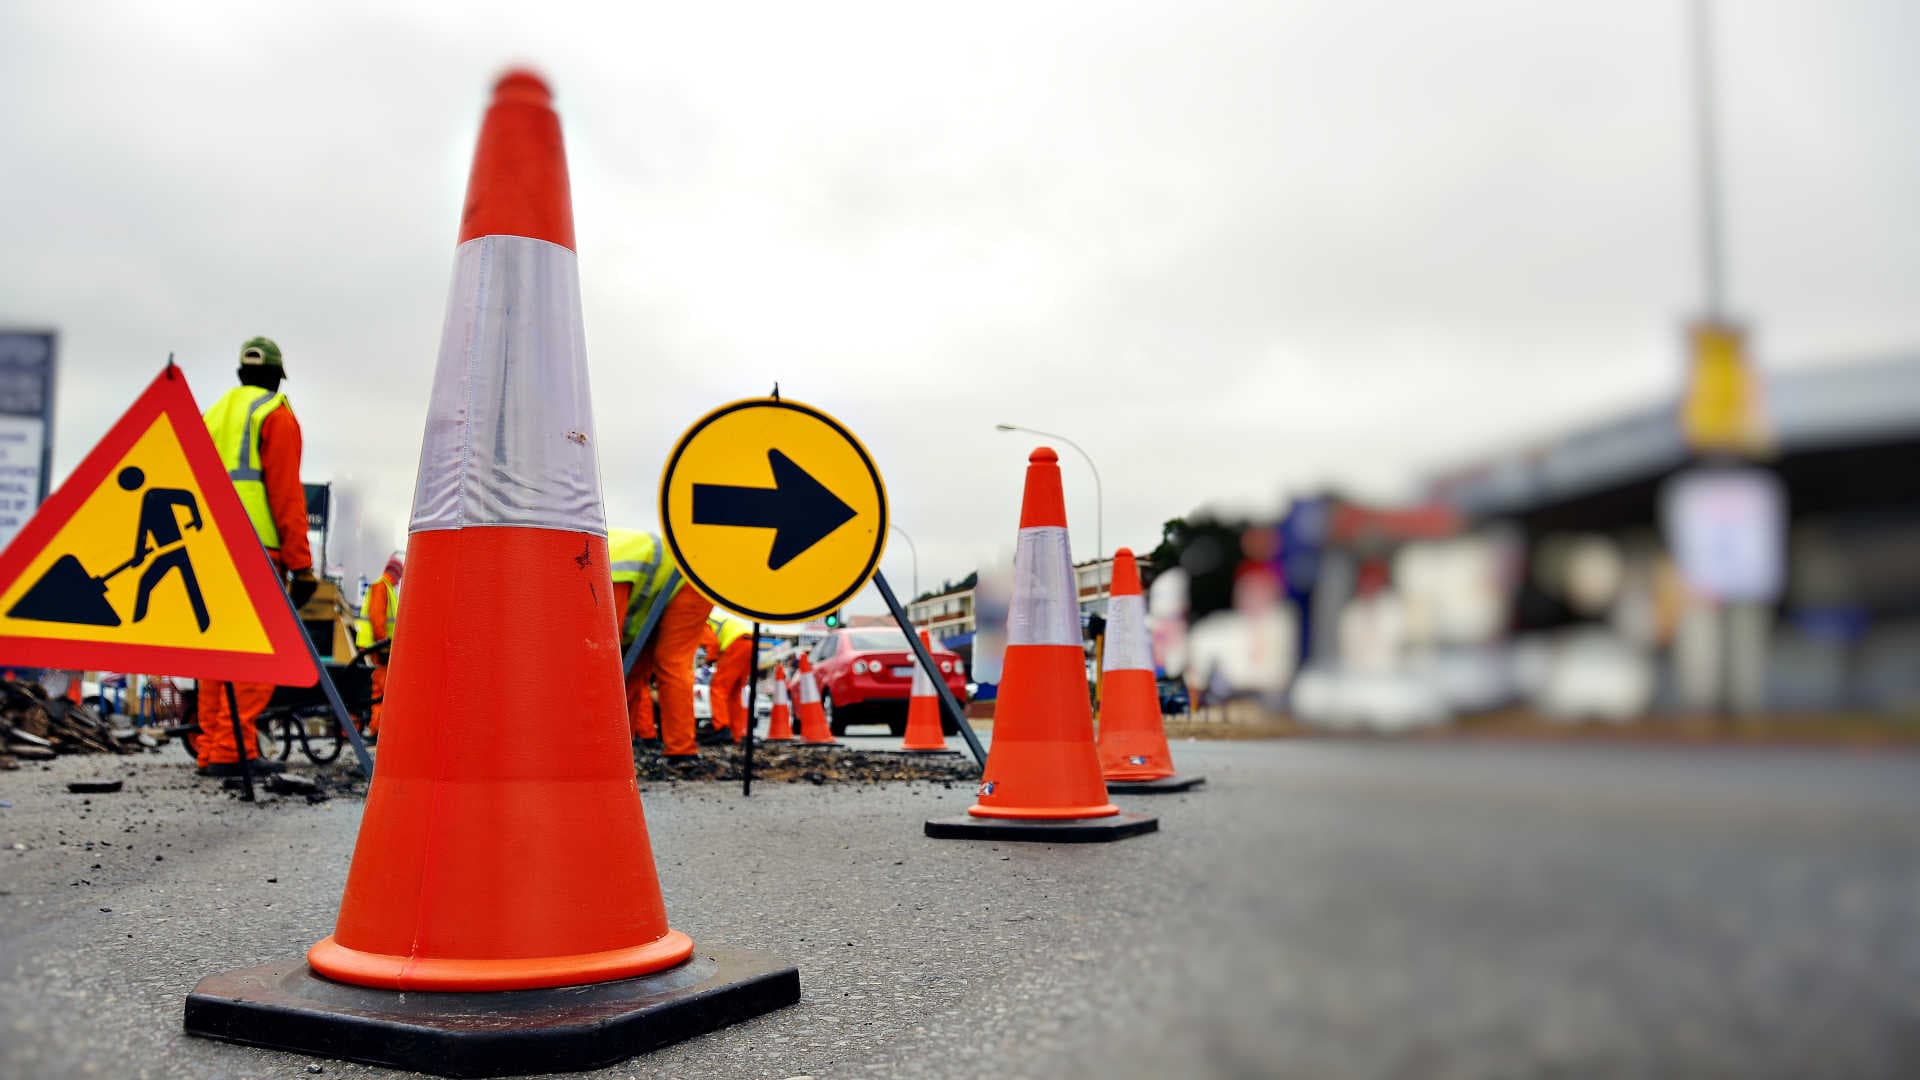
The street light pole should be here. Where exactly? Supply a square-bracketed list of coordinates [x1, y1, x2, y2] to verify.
[890, 524, 919, 600]
[1690, 0, 1725, 319]
[993, 423, 1103, 575]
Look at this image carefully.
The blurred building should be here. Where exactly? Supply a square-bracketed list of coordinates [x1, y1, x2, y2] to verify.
[1429, 352, 1920, 714]
[907, 555, 1114, 658]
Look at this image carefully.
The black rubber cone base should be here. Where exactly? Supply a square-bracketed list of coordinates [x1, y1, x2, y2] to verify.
[862, 747, 963, 758]
[183, 947, 799, 1078]
[925, 812, 1157, 843]
[1107, 774, 1205, 795]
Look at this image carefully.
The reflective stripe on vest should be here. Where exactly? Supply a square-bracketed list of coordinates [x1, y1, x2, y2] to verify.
[204, 385, 289, 547]
[609, 529, 680, 642]
[712, 616, 751, 653]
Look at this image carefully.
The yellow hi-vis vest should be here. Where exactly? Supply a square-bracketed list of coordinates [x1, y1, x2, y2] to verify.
[709, 615, 752, 654]
[355, 576, 399, 648]
[204, 385, 290, 548]
[608, 529, 683, 646]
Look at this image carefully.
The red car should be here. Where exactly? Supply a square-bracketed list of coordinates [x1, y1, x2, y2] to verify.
[794, 628, 968, 736]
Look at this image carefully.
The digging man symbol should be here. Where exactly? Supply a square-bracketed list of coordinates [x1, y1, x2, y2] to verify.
[5, 464, 212, 631]
[121, 465, 211, 631]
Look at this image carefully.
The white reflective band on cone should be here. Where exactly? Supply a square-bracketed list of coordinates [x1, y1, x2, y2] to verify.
[798, 675, 820, 704]
[774, 679, 789, 705]
[1102, 594, 1153, 672]
[1006, 525, 1082, 647]
[410, 234, 608, 535]
[910, 655, 935, 696]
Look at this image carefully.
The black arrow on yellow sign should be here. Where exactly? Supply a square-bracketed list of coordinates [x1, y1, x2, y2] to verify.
[692, 449, 857, 571]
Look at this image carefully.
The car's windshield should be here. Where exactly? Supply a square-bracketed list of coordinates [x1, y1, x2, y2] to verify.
[846, 630, 910, 651]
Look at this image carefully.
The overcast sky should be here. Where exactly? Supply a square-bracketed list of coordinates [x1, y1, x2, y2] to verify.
[4, 0, 1917, 611]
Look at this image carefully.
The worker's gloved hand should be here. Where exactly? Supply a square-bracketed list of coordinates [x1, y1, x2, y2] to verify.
[288, 568, 319, 608]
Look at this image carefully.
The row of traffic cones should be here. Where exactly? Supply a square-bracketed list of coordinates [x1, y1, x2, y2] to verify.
[925, 448, 1201, 842]
[183, 64, 1197, 1079]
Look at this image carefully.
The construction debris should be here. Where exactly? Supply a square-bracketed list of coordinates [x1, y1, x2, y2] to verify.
[634, 741, 976, 785]
[66, 780, 125, 794]
[1, 678, 156, 763]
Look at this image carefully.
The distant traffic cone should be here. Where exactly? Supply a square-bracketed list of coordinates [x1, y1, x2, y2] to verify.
[899, 630, 948, 752]
[184, 70, 796, 1076]
[926, 449, 1155, 842]
[794, 653, 836, 744]
[1097, 548, 1203, 794]
[765, 674, 793, 741]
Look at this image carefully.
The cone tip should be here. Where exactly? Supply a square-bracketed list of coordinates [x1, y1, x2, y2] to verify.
[1029, 447, 1058, 465]
[1111, 547, 1143, 595]
[492, 68, 554, 108]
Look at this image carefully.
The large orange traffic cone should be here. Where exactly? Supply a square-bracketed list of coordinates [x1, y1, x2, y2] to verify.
[926, 449, 1155, 842]
[794, 653, 836, 744]
[765, 672, 793, 741]
[898, 629, 949, 752]
[1097, 548, 1203, 793]
[184, 70, 796, 1076]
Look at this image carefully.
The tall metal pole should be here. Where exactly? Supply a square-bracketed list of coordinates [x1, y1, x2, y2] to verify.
[1690, 0, 1725, 319]
[890, 524, 919, 599]
[994, 423, 1103, 571]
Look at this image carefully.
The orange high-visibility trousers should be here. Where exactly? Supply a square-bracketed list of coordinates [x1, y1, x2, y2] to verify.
[710, 636, 753, 742]
[627, 586, 713, 756]
[366, 656, 388, 736]
[196, 679, 276, 766]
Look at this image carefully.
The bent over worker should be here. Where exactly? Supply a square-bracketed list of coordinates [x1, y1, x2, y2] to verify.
[609, 529, 711, 758]
[707, 614, 754, 743]
[197, 337, 317, 775]
[357, 550, 403, 737]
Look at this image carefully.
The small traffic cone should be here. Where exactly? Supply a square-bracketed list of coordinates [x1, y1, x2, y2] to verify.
[765, 673, 793, 741]
[926, 449, 1155, 843]
[794, 653, 836, 745]
[898, 630, 949, 752]
[1097, 548, 1202, 794]
[184, 70, 796, 1077]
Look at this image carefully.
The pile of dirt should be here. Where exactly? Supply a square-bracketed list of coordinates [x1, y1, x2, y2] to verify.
[634, 741, 978, 784]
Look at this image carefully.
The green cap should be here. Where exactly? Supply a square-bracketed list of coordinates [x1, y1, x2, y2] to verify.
[239, 336, 286, 376]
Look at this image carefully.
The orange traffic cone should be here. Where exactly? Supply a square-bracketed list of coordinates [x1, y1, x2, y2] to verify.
[1097, 548, 1202, 793]
[765, 673, 793, 741]
[184, 70, 796, 1076]
[898, 630, 949, 752]
[926, 449, 1156, 842]
[794, 653, 836, 744]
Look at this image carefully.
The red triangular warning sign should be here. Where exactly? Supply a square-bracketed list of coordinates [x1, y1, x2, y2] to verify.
[0, 365, 318, 686]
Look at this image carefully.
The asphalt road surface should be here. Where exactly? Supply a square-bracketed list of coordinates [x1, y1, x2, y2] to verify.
[3, 737, 1919, 1078]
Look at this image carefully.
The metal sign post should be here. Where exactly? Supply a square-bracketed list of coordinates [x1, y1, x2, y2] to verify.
[741, 622, 761, 796]
[874, 570, 984, 769]
[621, 568, 685, 677]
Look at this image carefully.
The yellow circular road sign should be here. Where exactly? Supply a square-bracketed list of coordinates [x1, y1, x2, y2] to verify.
[659, 397, 888, 623]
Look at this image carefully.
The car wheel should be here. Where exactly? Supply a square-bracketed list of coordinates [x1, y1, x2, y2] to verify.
[888, 718, 906, 737]
[824, 691, 848, 736]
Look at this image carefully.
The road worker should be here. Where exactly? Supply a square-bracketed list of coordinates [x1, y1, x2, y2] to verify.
[608, 528, 711, 758]
[356, 550, 403, 738]
[706, 614, 754, 742]
[197, 337, 316, 776]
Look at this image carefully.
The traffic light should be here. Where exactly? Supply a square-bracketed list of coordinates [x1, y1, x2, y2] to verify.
[824, 610, 842, 628]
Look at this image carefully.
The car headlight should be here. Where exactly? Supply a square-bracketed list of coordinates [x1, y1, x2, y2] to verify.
[952, 659, 964, 676]
[939, 660, 952, 673]
[852, 660, 868, 674]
